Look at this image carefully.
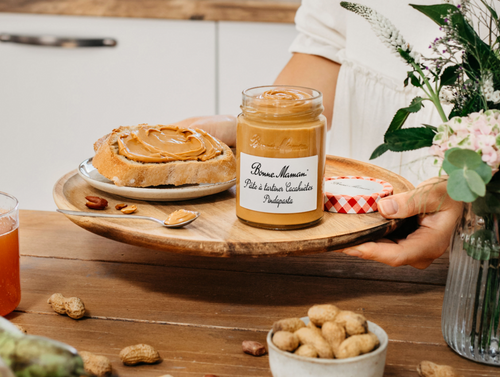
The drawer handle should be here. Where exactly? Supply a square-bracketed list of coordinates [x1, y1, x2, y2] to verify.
[0, 34, 117, 47]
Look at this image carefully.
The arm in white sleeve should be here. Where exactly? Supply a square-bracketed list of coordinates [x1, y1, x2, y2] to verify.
[289, 0, 347, 63]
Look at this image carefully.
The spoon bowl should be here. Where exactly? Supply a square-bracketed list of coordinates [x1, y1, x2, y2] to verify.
[57, 209, 200, 228]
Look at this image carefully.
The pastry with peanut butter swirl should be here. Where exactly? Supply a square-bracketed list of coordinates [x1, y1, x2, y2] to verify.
[93, 124, 236, 187]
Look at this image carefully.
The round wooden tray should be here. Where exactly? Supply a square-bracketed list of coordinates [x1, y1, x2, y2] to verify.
[53, 155, 414, 257]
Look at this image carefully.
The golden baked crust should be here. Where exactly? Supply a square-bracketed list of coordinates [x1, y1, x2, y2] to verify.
[92, 124, 236, 187]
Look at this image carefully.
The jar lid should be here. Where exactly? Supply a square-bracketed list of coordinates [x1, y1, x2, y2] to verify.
[324, 176, 394, 214]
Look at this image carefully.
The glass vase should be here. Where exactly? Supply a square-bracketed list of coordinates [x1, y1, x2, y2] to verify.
[442, 203, 500, 365]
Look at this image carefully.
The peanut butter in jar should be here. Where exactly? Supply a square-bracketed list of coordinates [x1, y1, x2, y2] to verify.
[236, 85, 326, 230]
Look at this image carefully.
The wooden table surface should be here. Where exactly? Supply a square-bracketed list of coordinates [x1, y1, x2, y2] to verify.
[7, 210, 500, 376]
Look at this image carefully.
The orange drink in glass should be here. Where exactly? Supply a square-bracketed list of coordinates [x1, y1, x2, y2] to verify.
[0, 191, 20, 316]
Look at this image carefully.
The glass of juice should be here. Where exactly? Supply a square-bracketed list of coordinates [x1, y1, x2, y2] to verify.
[0, 191, 20, 316]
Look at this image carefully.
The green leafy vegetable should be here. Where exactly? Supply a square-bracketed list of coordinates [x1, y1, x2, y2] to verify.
[0, 318, 87, 377]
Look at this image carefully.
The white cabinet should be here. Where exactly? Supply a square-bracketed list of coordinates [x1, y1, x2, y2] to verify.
[0, 14, 297, 211]
[217, 21, 296, 115]
[0, 13, 216, 210]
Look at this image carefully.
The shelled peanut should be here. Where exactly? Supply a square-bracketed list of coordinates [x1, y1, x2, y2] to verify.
[271, 304, 379, 360]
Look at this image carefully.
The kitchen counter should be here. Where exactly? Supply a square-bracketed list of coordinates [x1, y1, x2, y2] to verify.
[0, 0, 301, 23]
[6, 210, 500, 376]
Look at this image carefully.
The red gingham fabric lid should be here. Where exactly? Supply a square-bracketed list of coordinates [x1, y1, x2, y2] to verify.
[324, 176, 394, 214]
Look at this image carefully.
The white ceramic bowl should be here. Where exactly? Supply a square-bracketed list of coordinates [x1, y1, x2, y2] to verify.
[267, 318, 388, 377]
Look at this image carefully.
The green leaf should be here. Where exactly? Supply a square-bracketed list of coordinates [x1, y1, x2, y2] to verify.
[441, 147, 460, 175]
[370, 143, 390, 160]
[442, 158, 461, 175]
[423, 124, 438, 131]
[443, 148, 492, 187]
[447, 169, 479, 202]
[465, 170, 486, 196]
[409, 4, 457, 26]
[440, 65, 460, 87]
[449, 92, 484, 118]
[386, 97, 425, 134]
[444, 147, 460, 158]
[479, 0, 498, 21]
[475, 163, 493, 184]
[411, 4, 481, 45]
[408, 71, 422, 87]
[384, 127, 436, 152]
[412, 4, 494, 74]
[447, 148, 483, 169]
[398, 48, 414, 65]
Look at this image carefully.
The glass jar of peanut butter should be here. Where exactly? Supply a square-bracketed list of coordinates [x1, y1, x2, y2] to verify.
[236, 85, 326, 230]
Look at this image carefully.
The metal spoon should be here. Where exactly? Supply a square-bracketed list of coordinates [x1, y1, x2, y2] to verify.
[57, 209, 200, 228]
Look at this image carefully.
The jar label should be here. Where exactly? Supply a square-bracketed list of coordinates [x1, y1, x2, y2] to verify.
[239, 153, 318, 213]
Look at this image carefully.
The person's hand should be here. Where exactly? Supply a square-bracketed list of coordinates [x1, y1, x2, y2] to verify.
[341, 177, 464, 269]
[173, 115, 237, 147]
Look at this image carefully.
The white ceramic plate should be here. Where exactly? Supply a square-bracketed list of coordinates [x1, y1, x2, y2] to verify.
[77, 157, 236, 201]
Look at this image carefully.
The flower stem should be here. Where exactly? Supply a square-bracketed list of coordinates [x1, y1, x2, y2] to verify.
[412, 63, 449, 123]
[471, 256, 483, 348]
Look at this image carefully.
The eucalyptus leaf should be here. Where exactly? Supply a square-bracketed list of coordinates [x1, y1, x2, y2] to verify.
[447, 148, 483, 169]
[443, 148, 492, 185]
[444, 147, 460, 158]
[442, 158, 461, 176]
[442, 148, 460, 175]
[465, 170, 486, 196]
[447, 170, 479, 202]
[475, 163, 493, 184]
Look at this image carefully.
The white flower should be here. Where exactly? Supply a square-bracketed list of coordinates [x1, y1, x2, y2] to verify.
[439, 86, 455, 105]
[409, 49, 422, 64]
[341, 2, 421, 65]
[481, 72, 500, 104]
[493, 91, 500, 104]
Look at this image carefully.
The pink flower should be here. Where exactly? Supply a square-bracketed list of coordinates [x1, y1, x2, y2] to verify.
[481, 146, 500, 166]
[472, 119, 492, 136]
[431, 110, 500, 170]
[429, 144, 445, 159]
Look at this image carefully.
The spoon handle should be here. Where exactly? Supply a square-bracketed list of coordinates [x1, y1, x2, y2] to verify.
[57, 209, 160, 223]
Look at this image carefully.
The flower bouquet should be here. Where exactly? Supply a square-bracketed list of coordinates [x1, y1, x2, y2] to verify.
[341, 0, 500, 364]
